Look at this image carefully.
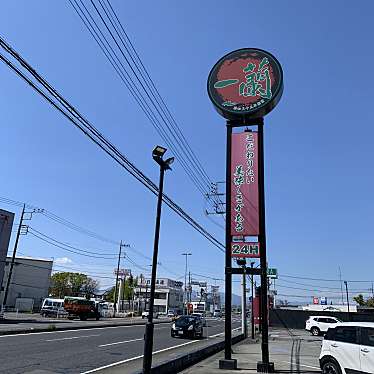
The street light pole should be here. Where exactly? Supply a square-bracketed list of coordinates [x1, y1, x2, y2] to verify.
[182, 252, 192, 314]
[143, 146, 173, 374]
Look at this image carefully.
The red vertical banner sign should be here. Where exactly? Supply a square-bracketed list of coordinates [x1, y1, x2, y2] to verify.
[231, 132, 259, 236]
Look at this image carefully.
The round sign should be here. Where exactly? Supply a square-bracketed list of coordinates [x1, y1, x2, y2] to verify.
[207, 48, 283, 121]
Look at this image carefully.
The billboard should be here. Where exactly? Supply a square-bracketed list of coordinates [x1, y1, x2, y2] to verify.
[231, 131, 259, 236]
[207, 48, 284, 121]
[0, 209, 14, 291]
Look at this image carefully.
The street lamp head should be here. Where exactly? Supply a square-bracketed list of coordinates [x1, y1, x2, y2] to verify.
[152, 146, 167, 158]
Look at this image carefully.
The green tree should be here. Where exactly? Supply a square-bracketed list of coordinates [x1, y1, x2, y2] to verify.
[104, 276, 138, 303]
[354, 294, 366, 306]
[49, 272, 99, 298]
[353, 294, 374, 307]
[105, 286, 116, 303]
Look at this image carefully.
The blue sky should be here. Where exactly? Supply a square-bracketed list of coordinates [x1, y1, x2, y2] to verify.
[1, 1, 374, 302]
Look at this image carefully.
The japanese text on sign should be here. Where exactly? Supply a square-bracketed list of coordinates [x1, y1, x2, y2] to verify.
[231, 132, 259, 236]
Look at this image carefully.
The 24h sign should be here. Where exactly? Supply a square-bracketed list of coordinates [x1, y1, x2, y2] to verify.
[231, 242, 260, 258]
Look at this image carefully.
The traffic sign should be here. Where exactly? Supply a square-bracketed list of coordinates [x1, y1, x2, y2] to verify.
[267, 268, 278, 279]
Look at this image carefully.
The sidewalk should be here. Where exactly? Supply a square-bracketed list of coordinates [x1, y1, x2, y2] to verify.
[181, 329, 321, 373]
[0, 312, 170, 335]
[181, 338, 261, 373]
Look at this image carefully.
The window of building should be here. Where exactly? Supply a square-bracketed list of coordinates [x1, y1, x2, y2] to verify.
[160, 280, 164, 285]
[155, 293, 167, 299]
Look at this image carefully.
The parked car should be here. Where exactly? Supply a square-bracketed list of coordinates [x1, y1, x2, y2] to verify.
[191, 312, 207, 326]
[141, 311, 159, 319]
[305, 316, 342, 336]
[213, 310, 222, 318]
[320, 322, 374, 374]
[171, 315, 203, 339]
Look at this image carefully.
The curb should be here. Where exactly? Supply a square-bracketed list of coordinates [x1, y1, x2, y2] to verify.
[135, 334, 246, 374]
[0, 319, 171, 336]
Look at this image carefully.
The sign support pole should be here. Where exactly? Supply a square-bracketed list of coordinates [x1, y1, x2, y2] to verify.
[219, 122, 237, 370]
[257, 119, 274, 372]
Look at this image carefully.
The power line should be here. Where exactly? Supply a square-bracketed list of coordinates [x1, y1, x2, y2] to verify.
[28, 230, 116, 260]
[69, 0, 224, 211]
[280, 274, 374, 284]
[0, 36, 224, 252]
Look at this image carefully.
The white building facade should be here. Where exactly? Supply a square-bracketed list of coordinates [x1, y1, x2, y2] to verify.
[0, 256, 53, 310]
[134, 277, 183, 314]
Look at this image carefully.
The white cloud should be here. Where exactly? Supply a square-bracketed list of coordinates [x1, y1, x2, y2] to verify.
[55, 257, 73, 265]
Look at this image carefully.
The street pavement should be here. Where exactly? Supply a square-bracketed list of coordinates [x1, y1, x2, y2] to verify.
[181, 328, 322, 373]
[0, 317, 241, 373]
[0, 313, 159, 334]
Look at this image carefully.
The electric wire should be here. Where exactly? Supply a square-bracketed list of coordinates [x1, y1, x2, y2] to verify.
[69, 0, 211, 200]
[69, 0, 224, 214]
[0, 39, 224, 252]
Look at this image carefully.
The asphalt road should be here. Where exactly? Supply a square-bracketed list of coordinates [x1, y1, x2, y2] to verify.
[0, 317, 242, 374]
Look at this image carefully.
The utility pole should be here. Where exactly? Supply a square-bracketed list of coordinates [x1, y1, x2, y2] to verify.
[339, 266, 344, 305]
[3, 204, 25, 307]
[182, 252, 192, 314]
[113, 241, 124, 317]
[188, 271, 191, 303]
[344, 281, 351, 321]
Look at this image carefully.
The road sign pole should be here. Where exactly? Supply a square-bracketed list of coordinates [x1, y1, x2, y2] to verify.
[219, 123, 237, 370]
[257, 120, 274, 373]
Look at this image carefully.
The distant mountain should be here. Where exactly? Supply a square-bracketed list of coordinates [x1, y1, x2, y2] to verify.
[219, 292, 242, 307]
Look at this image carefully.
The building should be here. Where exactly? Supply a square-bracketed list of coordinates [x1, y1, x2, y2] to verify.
[0, 209, 14, 291]
[134, 277, 183, 314]
[0, 256, 53, 310]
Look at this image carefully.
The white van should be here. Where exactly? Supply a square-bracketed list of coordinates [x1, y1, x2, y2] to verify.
[40, 298, 66, 317]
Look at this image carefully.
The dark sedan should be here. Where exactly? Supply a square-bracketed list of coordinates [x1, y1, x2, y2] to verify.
[171, 315, 203, 339]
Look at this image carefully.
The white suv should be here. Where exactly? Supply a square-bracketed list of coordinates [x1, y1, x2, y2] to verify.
[320, 322, 374, 374]
[305, 316, 342, 336]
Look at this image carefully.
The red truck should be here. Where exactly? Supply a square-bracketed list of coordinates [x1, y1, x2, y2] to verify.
[64, 297, 100, 321]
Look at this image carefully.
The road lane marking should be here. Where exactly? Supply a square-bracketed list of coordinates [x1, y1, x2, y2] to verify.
[208, 326, 241, 338]
[277, 360, 320, 370]
[81, 341, 198, 373]
[81, 327, 241, 374]
[0, 323, 157, 338]
[46, 334, 101, 342]
[99, 338, 143, 347]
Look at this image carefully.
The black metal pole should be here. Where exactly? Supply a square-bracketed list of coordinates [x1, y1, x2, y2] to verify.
[257, 119, 274, 372]
[143, 165, 165, 374]
[3, 204, 25, 307]
[344, 281, 351, 321]
[242, 264, 247, 338]
[224, 123, 233, 360]
[113, 241, 122, 318]
[251, 262, 255, 340]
